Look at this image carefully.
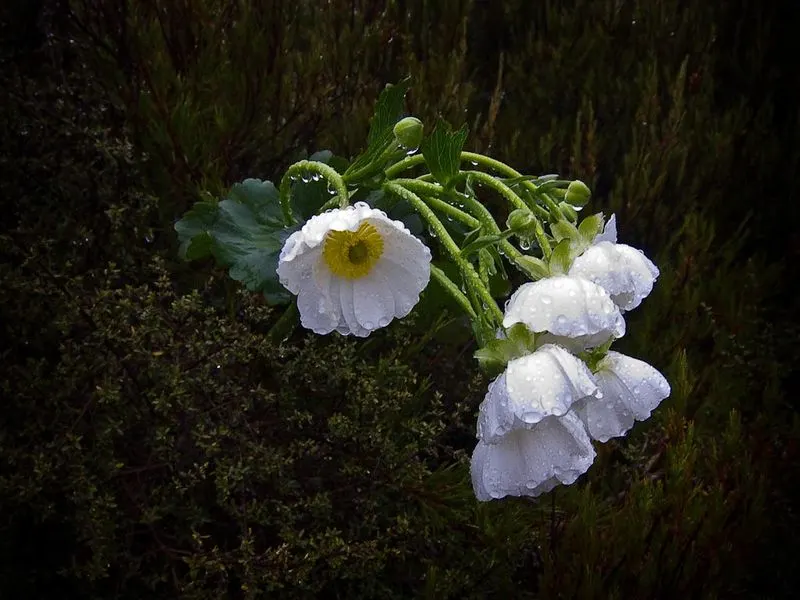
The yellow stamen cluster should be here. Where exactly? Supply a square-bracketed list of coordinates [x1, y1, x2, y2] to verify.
[322, 222, 384, 279]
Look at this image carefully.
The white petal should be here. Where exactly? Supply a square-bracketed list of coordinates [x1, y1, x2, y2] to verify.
[277, 204, 432, 336]
[353, 271, 396, 331]
[569, 242, 659, 312]
[476, 372, 514, 442]
[477, 345, 599, 443]
[379, 257, 427, 318]
[594, 214, 618, 244]
[470, 413, 596, 501]
[575, 351, 671, 441]
[502, 276, 626, 351]
[338, 278, 369, 337]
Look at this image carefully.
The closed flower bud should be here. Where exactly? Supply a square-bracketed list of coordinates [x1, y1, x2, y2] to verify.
[565, 180, 591, 207]
[393, 117, 424, 150]
[506, 208, 537, 236]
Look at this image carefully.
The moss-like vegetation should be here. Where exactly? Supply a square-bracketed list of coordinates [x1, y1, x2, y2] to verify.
[1, 0, 798, 597]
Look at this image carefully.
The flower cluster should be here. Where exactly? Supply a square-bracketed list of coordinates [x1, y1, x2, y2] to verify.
[176, 82, 670, 504]
[471, 216, 671, 501]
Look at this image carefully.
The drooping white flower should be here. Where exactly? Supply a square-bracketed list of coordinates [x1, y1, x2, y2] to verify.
[471, 413, 596, 501]
[277, 202, 431, 337]
[573, 351, 671, 442]
[569, 215, 659, 312]
[502, 276, 626, 351]
[477, 344, 600, 444]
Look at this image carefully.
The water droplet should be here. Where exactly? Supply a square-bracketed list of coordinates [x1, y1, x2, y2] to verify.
[405, 146, 419, 156]
[364, 320, 374, 329]
[541, 295, 552, 305]
[470, 160, 479, 166]
[326, 181, 336, 195]
[519, 239, 531, 250]
[378, 316, 391, 327]
[311, 173, 321, 182]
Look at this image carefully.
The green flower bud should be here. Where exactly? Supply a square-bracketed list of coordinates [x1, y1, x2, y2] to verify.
[564, 180, 591, 207]
[559, 202, 578, 222]
[506, 208, 537, 235]
[393, 117, 424, 150]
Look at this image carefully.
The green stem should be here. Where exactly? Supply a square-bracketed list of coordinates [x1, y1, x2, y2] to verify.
[280, 160, 350, 224]
[462, 152, 563, 220]
[384, 182, 504, 325]
[392, 179, 480, 229]
[398, 178, 524, 264]
[343, 140, 402, 184]
[424, 196, 481, 229]
[384, 154, 426, 178]
[430, 265, 477, 319]
[266, 300, 300, 344]
[463, 170, 530, 213]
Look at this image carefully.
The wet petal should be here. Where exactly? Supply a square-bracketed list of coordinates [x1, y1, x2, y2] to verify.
[503, 276, 626, 350]
[471, 413, 596, 501]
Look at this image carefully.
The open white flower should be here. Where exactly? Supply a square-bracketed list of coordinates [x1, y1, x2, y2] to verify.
[569, 215, 659, 312]
[477, 344, 599, 444]
[573, 351, 671, 442]
[471, 413, 596, 501]
[277, 202, 431, 337]
[502, 276, 626, 351]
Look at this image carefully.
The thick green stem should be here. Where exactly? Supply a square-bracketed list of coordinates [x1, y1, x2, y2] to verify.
[384, 154, 426, 178]
[462, 152, 563, 220]
[430, 265, 477, 320]
[400, 178, 524, 264]
[384, 182, 504, 325]
[392, 179, 480, 229]
[464, 170, 530, 213]
[280, 160, 349, 225]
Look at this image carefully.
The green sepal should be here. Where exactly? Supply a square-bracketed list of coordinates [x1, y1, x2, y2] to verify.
[474, 323, 537, 377]
[549, 238, 573, 275]
[578, 212, 605, 243]
[514, 255, 551, 280]
[550, 219, 581, 243]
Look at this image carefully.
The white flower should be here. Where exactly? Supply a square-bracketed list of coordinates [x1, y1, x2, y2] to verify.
[477, 344, 599, 444]
[569, 215, 659, 312]
[471, 413, 596, 501]
[502, 276, 626, 351]
[573, 351, 671, 442]
[277, 202, 431, 337]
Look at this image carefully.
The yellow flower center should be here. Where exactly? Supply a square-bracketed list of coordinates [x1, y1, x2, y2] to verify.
[322, 222, 384, 279]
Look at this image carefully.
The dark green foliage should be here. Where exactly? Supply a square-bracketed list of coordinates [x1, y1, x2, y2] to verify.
[1, 0, 798, 598]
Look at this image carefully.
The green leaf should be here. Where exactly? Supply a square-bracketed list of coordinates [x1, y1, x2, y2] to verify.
[421, 120, 469, 186]
[368, 78, 411, 147]
[344, 79, 411, 179]
[174, 178, 296, 305]
[175, 201, 217, 260]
